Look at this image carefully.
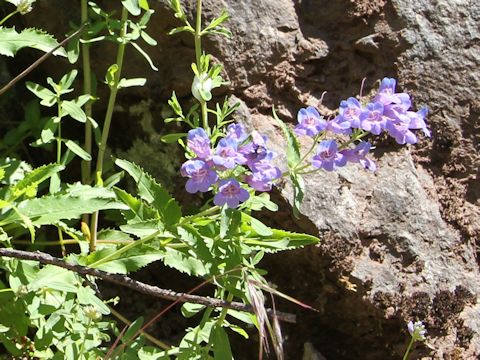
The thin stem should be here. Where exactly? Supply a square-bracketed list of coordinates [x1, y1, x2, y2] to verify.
[109, 306, 170, 350]
[58, 227, 66, 256]
[88, 230, 164, 269]
[194, 0, 209, 129]
[90, 7, 129, 252]
[56, 101, 62, 164]
[0, 288, 13, 293]
[0, 10, 19, 26]
[179, 206, 220, 225]
[402, 337, 415, 360]
[81, 0, 93, 188]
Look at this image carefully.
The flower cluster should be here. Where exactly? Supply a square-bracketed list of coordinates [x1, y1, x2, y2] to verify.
[407, 321, 427, 341]
[180, 124, 281, 208]
[295, 77, 430, 172]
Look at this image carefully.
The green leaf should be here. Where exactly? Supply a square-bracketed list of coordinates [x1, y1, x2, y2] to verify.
[77, 286, 110, 314]
[37, 117, 58, 145]
[241, 213, 272, 236]
[0, 27, 67, 57]
[113, 187, 158, 222]
[121, 0, 141, 16]
[122, 317, 144, 344]
[160, 133, 186, 143]
[9, 163, 64, 201]
[26, 82, 56, 107]
[61, 100, 87, 122]
[105, 64, 119, 88]
[115, 159, 182, 227]
[290, 172, 305, 218]
[118, 77, 147, 89]
[212, 325, 233, 360]
[181, 303, 205, 318]
[59, 70, 78, 90]
[272, 107, 301, 169]
[64, 140, 92, 160]
[0, 186, 127, 227]
[29, 265, 80, 293]
[168, 26, 195, 35]
[131, 42, 158, 71]
[139, 0, 149, 10]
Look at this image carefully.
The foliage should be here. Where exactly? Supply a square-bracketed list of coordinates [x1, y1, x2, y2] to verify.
[0, 0, 430, 358]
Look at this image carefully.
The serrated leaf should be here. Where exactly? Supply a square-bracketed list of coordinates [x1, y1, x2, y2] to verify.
[0, 186, 127, 227]
[9, 163, 64, 201]
[113, 187, 158, 222]
[0, 27, 67, 57]
[115, 159, 181, 227]
[241, 213, 272, 236]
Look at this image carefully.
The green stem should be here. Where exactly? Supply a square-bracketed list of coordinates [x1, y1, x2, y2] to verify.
[88, 230, 165, 269]
[0, 288, 13, 293]
[194, 0, 209, 129]
[81, 0, 93, 187]
[58, 227, 66, 256]
[402, 337, 415, 360]
[194, 0, 202, 66]
[179, 206, 220, 225]
[90, 7, 129, 252]
[0, 10, 19, 26]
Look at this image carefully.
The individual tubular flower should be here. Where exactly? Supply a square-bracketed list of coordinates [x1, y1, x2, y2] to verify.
[187, 128, 212, 160]
[336, 97, 363, 128]
[214, 178, 250, 208]
[240, 131, 275, 170]
[341, 141, 376, 171]
[325, 116, 352, 135]
[407, 321, 427, 341]
[226, 123, 248, 144]
[311, 140, 346, 171]
[180, 159, 218, 193]
[211, 138, 247, 169]
[295, 106, 326, 137]
[374, 78, 411, 111]
[246, 161, 282, 191]
[406, 106, 430, 137]
[385, 114, 418, 145]
[360, 102, 386, 135]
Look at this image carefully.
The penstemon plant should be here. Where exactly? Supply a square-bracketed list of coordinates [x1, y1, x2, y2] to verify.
[0, 0, 431, 359]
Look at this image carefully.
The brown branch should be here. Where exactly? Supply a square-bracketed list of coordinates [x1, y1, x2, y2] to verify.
[0, 248, 296, 323]
[0, 23, 87, 96]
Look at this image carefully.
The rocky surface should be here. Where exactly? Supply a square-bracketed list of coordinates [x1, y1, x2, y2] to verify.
[11, 0, 480, 358]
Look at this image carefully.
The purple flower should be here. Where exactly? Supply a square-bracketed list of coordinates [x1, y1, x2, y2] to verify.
[384, 110, 418, 144]
[407, 106, 430, 137]
[240, 131, 275, 169]
[214, 178, 250, 208]
[311, 140, 346, 171]
[325, 116, 352, 135]
[374, 78, 411, 111]
[295, 106, 326, 137]
[246, 161, 282, 191]
[360, 102, 386, 135]
[211, 138, 247, 169]
[226, 123, 248, 144]
[337, 97, 362, 128]
[342, 141, 376, 171]
[187, 128, 211, 160]
[180, 159, 218, 193]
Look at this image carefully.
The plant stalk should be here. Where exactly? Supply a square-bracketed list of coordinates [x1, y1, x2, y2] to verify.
[81, 0, 93, 188]
[194, 0, 209, 129]
[402, 337, 414, 360]
[89, 7, 129, 252]
[0, 10, 19, 26]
